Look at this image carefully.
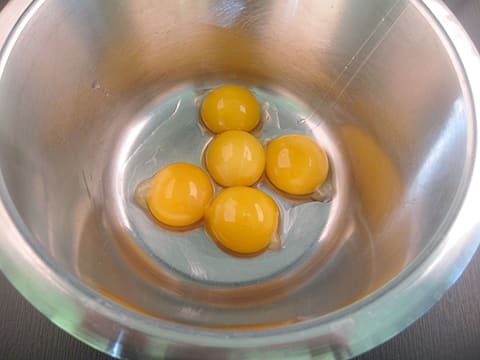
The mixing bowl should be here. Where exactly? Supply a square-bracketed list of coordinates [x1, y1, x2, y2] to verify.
[0, 0, 479, 358]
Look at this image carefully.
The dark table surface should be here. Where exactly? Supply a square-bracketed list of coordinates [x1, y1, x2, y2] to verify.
[1, 1, 480, 359]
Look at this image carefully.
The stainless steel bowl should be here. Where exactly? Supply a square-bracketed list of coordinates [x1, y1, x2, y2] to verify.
[0, 0, 479, 359]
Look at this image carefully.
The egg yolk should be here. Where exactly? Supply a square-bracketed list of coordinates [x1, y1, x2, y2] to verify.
[200, 85, 260, 133]
[205, 187, 279, 255]
[205, 130, 265, 187]
[266, 134, 329, 195]
[147, 163, 213, 227]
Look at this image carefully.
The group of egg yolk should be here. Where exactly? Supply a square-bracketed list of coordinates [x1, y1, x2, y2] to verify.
[146, 85, 329, 256]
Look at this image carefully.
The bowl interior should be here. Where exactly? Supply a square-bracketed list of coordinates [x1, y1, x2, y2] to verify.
[0, 0, 470, 330]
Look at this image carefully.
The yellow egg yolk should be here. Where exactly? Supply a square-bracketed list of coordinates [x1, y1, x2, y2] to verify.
[266, 134, 329, 195]
[205, 130, 265, 187]
[200, 85, 260, 133]
[147, 163, 213, 227]
[205, 187, 279, 255]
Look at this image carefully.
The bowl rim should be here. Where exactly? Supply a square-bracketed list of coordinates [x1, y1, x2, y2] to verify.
[0, 0, 479, 358]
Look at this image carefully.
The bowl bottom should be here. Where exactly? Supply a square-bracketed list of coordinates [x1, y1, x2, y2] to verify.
[74, 81, 381, 328]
